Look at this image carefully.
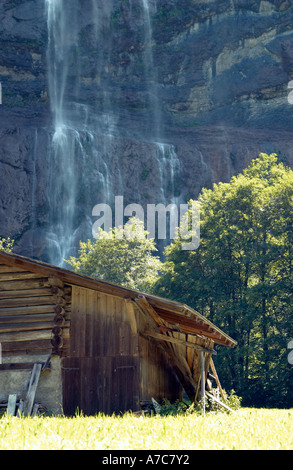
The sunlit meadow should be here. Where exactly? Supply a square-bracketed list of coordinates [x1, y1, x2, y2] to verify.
[0, 408, 292, 450]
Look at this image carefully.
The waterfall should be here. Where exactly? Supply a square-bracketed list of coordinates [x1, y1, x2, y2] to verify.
[141, 0, 161, 139]
[141, 0, 181, 207]
[45, 0, 80, 265]
[44, 0, 182, 266]
[155, 143, 181, 206]
[45, 0, 118, 266]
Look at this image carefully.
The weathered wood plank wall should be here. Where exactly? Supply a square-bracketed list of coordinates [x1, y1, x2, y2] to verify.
[62, 286, 140, 415]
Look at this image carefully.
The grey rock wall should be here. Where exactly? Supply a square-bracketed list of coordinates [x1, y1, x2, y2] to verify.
[0, 0, 293, 261]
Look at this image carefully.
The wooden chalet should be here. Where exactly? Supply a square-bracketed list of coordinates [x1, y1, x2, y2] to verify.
[0, 251, 236, 416]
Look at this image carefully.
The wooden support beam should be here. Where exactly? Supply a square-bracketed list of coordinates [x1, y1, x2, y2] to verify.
[158, 341, 199, 402]
[134, 298, 198, 402]
[200, 351, 205, 416]
[144, 330, 216, 355]
[136, 295, 164, 326]
[210, 358, 226, 403]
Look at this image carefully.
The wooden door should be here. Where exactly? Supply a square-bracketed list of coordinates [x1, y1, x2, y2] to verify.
[62, 356, 139, 416]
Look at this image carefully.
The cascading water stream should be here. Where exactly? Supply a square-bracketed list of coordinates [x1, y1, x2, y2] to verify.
[44, 0, 182, 266]
[156, 143, 181, 206]
[141, 0, 181, 207]
[141, 0, 161, 139]
[45, 0, 80, 265]
[45, 0, 118, 266]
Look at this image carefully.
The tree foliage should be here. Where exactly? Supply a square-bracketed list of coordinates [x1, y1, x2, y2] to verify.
[154, 154, 293, 407]
[66, 217, 162, 292]
[0, 237, 14, 253]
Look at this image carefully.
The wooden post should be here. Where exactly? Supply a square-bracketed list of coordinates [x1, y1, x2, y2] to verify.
[200, 351, 205, 416]
[22, 363, 42, 416]
[210, 358, 226, 402]
[7, 394, 17, 416]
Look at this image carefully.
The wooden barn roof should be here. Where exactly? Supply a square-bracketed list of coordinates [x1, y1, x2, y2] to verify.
[0, 251, 237, 349]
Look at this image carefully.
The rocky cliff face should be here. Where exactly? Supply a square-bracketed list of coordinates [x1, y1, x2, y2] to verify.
[0, 0, 293, 263]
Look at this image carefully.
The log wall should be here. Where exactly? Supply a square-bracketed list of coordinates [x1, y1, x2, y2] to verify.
[0, 264, 71, 357]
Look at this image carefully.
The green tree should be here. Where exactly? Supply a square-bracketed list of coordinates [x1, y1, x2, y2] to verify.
[66, 217, 162, 292]
[0, 237, 14, 252]
[154, 154, 293, 407]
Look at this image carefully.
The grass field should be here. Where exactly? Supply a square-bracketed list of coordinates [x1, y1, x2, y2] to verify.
[0, 408, 292, 450]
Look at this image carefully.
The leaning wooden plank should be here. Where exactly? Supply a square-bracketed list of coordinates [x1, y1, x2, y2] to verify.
[162, 343, 198, 402]
[136, 295, 163, 326]
[32, 403, 40, 417]
[7, 394, 17, 416]
[17, 399, 24, 417]
[210, 358, 226, 402]
[206, 391, 235, 413]
[140, 332, 197, 402]
[42, 354, 51, 371]
[200, 351, 206, 416]
[22, 363, 42, 416]
[135, 299, 198, 401]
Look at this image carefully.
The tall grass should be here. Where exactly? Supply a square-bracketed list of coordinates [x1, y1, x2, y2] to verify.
[0, 408, 292, 450]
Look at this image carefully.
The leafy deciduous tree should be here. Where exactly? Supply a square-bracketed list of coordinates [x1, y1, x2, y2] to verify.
[66, 217, 162, 293]
[154, 154, 293, 407]
[0, 237, 14, 253]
